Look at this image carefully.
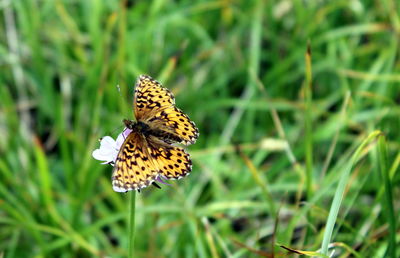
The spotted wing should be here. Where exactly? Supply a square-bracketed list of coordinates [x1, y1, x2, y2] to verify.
[133, 75, 199, 145]
[112, 131, 158, 192]
[146, 136, 192, 180]
[146, 106, 199, 145]
[133, 75, 175, 120]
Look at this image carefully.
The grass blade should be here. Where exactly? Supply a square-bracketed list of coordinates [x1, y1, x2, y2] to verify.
[321, 130, 382, 255]
[377, 135, 396, 257]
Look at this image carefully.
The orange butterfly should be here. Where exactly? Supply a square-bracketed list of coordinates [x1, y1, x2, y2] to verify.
[111, 75, 199, 192]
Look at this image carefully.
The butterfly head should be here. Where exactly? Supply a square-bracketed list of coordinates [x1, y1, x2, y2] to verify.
[123, 119, 151, 135]
[123, 119, 135, 129]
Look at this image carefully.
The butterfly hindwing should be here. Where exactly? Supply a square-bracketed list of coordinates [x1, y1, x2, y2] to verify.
[146, 136, 192, 179]
[112, 131, 158, 192]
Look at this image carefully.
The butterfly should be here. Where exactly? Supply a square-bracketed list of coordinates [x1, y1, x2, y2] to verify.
[112, 75, 199, 192]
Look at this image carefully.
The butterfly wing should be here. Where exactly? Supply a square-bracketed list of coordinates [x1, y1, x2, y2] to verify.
[134, 75, 199, 145]
[134, 75, 175, 120]
[146, 136, 192, 180]
[146, 106, 199, 145]
[112, 131, 158, 192]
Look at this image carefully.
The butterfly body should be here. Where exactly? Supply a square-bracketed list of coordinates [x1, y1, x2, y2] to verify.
[123, 119, 151, 135]
[112, 75, 199, 192]
[123, 119, 182, 144]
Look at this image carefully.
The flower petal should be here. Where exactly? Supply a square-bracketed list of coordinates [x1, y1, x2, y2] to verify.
[156, 175, 172, 186]
[93, 129, 133, 166]
[113, 185, 128, 192]
[116, 128, 132, 149]
[100, 136, 117, 149]
[101, 161, 115, 166]
[92, 149, 113, 162]
[92, 136, 119, 163]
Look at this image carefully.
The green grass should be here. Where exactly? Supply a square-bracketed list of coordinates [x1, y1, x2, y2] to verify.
[1, 0, 399, 257]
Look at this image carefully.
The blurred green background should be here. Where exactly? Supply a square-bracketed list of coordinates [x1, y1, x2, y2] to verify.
[1, 0, 399, 257]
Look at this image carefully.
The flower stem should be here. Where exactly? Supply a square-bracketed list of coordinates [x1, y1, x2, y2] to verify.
[128, 191, 136, 258]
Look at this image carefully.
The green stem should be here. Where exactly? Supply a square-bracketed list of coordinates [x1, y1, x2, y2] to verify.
[377, 136, 396, 257]
[128, 191, 136, 258]
[303, 41, 313, 246]
[304, 42, 313, 199]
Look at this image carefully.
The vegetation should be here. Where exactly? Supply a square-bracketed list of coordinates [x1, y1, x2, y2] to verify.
[1, 0, 399, 257]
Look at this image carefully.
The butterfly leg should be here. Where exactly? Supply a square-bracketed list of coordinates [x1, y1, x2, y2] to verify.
[152, 182, 161, 189]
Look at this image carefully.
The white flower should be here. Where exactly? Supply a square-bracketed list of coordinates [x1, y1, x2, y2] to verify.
[92, 128, 132, 165]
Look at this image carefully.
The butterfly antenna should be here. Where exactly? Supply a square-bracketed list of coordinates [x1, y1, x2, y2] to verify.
[104, 125, 125, 138]
[99, 84, 129, 140]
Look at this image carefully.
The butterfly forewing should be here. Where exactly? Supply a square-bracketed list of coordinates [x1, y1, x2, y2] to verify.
[134, 75, 199, 145]
[112, 131, 158, 192]
[134, 75, 175, 120]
